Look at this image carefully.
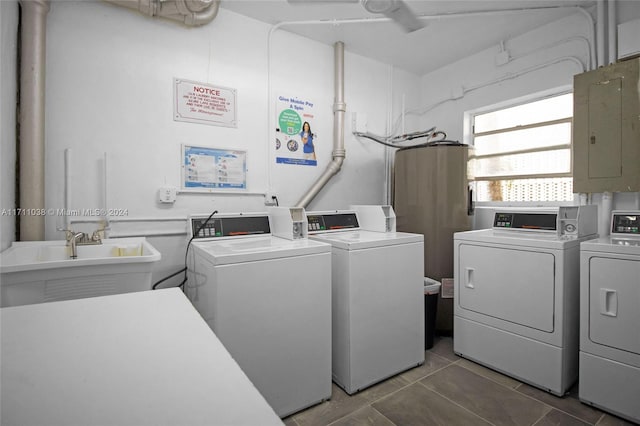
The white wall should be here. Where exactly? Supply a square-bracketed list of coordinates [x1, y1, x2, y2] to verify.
[416, 9, 640, 232]
[7, 2, 638, 282]
[43, 2, 409, 286]
[0, 0, 18, 251]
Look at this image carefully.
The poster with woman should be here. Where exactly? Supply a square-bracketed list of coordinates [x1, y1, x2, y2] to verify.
[275, 94, 317, 166]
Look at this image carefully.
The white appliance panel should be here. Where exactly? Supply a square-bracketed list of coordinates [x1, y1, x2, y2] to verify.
[588, 257, 640, 355]
[455, 316, 566, 393]
[579, 228, 640, 423]
[454, 222, 590, 396]
[457, 244, 556, 333]
[346, 243, 424, 390]
[579, 352, 640, 423]
[312, 228, 425, 394]
[189, 245, 332, 418]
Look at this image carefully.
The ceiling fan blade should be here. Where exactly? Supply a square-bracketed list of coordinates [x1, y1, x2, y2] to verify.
[386, 1, 425, 32]
[287, 0, 359, 3]
[363, 0, 425, 33]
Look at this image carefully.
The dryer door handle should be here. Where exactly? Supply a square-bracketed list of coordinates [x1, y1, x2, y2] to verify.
[600, 288, 618, 317]
[465, 267, 475, 289]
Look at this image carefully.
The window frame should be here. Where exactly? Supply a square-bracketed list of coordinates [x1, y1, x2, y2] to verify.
[463, 86, 577, 206]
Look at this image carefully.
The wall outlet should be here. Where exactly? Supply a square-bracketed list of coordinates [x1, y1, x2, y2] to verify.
[264, 192, 278, 206]
[158, 186, 177, 204]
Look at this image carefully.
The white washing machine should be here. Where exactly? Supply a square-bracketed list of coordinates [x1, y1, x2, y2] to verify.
[579, 211, 640, 423]
[307, 209, 424, 394]
[454, 206, 598, 396]
[184, 210, 332, 418]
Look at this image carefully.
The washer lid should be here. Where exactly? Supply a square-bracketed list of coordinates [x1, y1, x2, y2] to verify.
[310, 230, 423, 250]
[192, 236, 331, 265]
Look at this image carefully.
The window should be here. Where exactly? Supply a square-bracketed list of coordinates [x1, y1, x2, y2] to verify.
[468, 92, 574, 202]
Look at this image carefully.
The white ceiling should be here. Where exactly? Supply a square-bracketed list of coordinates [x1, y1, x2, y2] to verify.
[220, 0, 596, 75]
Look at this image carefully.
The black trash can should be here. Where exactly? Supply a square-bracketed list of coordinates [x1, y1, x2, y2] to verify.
[424, 278, 441, 350]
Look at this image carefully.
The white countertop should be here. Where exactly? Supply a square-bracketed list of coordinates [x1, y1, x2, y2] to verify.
[1, 288, 283, 426]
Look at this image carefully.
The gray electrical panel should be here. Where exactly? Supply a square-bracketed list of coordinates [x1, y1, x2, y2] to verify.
[573, 57, 640, 193]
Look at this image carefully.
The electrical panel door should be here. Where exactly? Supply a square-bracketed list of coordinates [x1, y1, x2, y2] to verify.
[573, 58, 640, 192]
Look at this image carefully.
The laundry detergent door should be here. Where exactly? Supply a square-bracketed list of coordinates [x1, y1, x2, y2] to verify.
[457, 243, 555, 333]
[588, 256, 640, 355]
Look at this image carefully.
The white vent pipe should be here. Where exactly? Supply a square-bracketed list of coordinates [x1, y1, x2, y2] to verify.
[296, 41, 346, 208]
[19, 0, 49, 241]
[103, 0, 219, 26]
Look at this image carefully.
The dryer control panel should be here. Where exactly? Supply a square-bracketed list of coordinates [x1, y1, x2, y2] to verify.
[492, 205, 598, 238]
[189, 214, 270, 241]
[307, 211, 359, 234]
[611, 211, 640, 236]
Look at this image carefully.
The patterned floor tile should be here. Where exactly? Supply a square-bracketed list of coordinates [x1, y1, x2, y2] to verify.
[421, 364, 551, 426]
[456, 358, 522, 389]
[294, 383, 369, 426]
[596, 413, 638, 426]
[357, 374, 411, 403]
[372, 382, 491, 426]
[516, 383, 604, 425]
[534, 409, 591, 426]
[328, 406, 395, 426]
[399, 351, 452, 383]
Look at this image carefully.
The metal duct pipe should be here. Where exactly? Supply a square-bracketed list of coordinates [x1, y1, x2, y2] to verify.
[596, 0, 606, 67]
[296, 41, 346, 209]
[607, 0, 617, 63]
[19, 0, 49, 241]
[103, 0, 219, 26]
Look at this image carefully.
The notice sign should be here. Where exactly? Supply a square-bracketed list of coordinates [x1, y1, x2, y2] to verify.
[182, 144, 247, 190]
[174, 78, 237, 128]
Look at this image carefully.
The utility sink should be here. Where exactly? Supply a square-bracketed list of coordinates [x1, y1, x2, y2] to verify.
[0, 238, 161, 307]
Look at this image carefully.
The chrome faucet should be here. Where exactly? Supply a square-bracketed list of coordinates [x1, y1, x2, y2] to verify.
[69, 232, 85, 259]
[60, 225, 104, 259]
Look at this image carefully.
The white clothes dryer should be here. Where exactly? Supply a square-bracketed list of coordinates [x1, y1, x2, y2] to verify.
[454, 206, 598, 396]
[307, 210, 425, 395]
[579, 211, 640, 423]
[184, 212, 332, 418]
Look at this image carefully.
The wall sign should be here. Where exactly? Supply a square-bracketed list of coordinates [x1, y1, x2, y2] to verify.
[275, 94, 318, 166]
[174, 78, 237, 128]
[182, 144, 247, 190]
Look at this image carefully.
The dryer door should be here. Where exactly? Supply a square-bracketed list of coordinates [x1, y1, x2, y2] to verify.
[588, 256, 640, 355]
[458, 243, 555, 332]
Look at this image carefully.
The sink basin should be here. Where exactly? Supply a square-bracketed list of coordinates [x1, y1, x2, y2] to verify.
[0, 238, 158, 273]
[0, 238, 161, 307]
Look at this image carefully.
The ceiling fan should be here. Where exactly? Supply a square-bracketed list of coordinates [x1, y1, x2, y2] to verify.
[287, 0, 426, 33]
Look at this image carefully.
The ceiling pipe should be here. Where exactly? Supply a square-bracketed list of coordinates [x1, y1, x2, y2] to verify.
[19, 0, 50, 241]
[596, 0, 606, 67]
[295, 41, 346, 209]
[607, 0, 617, 64]
[103, 0, 219, 26]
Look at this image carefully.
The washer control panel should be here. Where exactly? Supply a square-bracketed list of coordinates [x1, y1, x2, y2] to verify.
[189, 214, 270, 240]
[307, 212, 359, 233]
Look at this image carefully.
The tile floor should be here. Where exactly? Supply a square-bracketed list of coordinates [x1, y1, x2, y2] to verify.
[283, 337, 637, 426]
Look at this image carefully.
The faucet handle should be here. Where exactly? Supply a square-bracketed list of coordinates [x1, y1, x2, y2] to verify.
[58, 228, 75, 241]
[90, 230, 103, 243]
